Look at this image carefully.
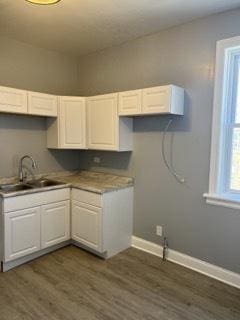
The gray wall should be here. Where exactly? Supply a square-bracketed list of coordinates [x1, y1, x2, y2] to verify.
[0, 36, 80, 177]
[0, 36, 78, 95]
[77, 9, 240, 273]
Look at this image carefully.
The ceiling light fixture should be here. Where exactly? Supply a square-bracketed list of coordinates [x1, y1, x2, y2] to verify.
[25, 0, 61, 5]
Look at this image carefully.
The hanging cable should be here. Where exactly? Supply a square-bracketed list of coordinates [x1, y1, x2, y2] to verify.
[162, 119, 185, 184]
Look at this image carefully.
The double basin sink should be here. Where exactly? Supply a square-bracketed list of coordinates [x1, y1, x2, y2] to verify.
[0, 179, 64, 194]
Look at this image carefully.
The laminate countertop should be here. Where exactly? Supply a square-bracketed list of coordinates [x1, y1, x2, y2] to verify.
[0, 170, 134, 198]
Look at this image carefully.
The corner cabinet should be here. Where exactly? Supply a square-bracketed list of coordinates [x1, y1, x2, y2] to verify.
[0, 84, 184, 152]
[71, 187, 133, 258]
[47, 96, 87, 149]
[87, 93, 133, 151]
[72, 200, 102, 252]
[28, 91, 58, 117]
[0, 86, 28, 114]
[118, 85, 184, 116]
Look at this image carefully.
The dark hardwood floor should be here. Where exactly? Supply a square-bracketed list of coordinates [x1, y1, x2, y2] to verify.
[0, 245, 239, 320]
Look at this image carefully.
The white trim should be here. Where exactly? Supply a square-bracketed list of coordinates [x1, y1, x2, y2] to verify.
[206, 36, 240, 203]
[131, 236, 163, 257]
[132, 236, 240, 290]
[204, 193, 240, 210]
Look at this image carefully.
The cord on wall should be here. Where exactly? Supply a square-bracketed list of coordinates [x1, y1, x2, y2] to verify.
[162, 119, 185, 184]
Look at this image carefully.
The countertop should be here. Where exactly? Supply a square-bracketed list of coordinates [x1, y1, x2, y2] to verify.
[0, 170, 134, 198]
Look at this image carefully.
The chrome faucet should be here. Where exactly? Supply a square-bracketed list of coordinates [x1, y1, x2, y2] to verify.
[19, 155, 37, 182]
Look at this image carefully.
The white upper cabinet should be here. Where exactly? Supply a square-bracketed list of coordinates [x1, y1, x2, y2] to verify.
[47, 96, 87, 149]
[0, 86, 28, 114]
[142, 85, 184, 115]
[118, 89, 142, 116]
[118, 85, 184, 116]
[28, 91, 58, 117]
[87, 93, 133, 151]
[87, 93, 118, 150]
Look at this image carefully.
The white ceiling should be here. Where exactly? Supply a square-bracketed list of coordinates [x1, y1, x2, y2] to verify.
[0, 0, 240, 57]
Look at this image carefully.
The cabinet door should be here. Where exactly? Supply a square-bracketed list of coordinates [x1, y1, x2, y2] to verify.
[118, 89, 142, 116]
[72, 200, 103, 252]
[28, 91, 58, 117]
[41, 201, 70, 249]
[4, 207, 41, 262]
[87, 93, 118, 150]
[59, 97, 86, 149]
[0, 86, 28, 114]
[142, 85, 171, 114]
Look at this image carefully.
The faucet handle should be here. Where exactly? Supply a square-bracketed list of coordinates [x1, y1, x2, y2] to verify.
[19, 169, 28, 182]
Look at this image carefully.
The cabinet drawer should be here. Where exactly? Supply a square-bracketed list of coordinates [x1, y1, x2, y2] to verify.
[3, 188, 70, 213]
[72, 188, 102, 207]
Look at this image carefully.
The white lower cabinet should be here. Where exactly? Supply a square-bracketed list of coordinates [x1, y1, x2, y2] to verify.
[71, 187, 133, 258]
[1, 186, 133, 268]
[2, 188, 70, 264]
[41, 200, 70, 249]
[72, 200, 102, 252]
[4, 207, 41, 262]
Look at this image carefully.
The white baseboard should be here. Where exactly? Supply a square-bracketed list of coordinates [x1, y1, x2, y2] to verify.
[132, 236, 240, 290]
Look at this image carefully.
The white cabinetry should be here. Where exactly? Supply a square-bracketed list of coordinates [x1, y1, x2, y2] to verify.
[4, 207, 41, 261]
[47, 96, 87, 149]
[41, 200, 70, 249]
[142, 85, 184, 115]
[0, 86, 28, 114]
[118, 85, 184, 116]
[2, 188, 70, 264]
[1, 184, 133, 268]
[87, 93, 132, 151]
[28, 91, 58, 117]
[118, 89, 142, 115]
[71, 187, 133, 258]
[72, 201, 102, 252]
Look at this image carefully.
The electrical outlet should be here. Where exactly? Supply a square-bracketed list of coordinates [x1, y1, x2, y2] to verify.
[93, 157, 101, 164]
[156, 225, 163, 237]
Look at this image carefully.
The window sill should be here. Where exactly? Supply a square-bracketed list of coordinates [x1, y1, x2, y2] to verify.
[203, 193, 240, 210]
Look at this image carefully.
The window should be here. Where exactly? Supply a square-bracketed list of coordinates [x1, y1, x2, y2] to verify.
[204, 36, 240, 209]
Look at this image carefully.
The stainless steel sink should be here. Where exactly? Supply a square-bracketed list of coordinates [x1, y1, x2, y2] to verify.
[27, 179, 64, 188]
[0, 179, 64, 194]
[0, 183, 34, 193]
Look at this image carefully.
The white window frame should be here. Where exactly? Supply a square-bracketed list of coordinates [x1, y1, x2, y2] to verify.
[204, 36, 240, 210]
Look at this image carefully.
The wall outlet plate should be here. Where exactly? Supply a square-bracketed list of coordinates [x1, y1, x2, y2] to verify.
[156, 225, 163, 237]
[93, 157, 101, 164]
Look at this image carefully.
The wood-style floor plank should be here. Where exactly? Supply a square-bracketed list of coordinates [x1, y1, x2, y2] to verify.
[0, 245, 239, 320]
